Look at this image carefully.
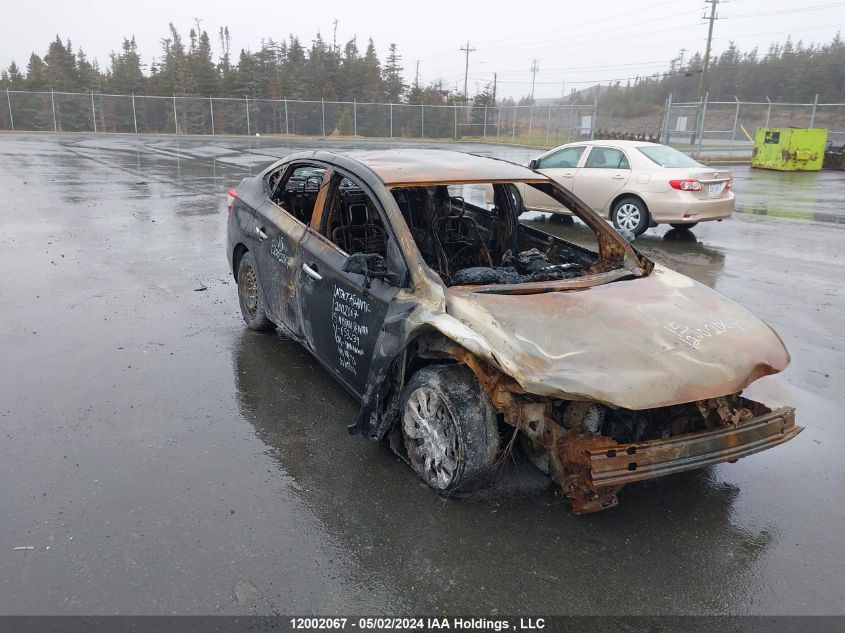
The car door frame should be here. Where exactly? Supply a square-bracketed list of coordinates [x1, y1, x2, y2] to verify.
[251, 160, 327, 337]
[296, 165, 409, 400]
[570, 145, 633, 216]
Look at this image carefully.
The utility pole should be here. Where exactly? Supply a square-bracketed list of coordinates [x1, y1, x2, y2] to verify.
[529, 59, 539, 100]
[492, 73, 497, 105]
[698, 0, 718, 100]
[460, 41, 476, 101]
[414, 60, 420, 91]
[332, 19, 338, 51]
[560, 79, 565, 100]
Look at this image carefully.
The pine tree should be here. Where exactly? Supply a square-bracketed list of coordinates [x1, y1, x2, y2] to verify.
[382, 43, 405, 102]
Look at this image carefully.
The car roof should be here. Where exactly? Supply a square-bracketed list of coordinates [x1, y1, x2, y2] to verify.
[560, 140, 661, 149]
[335, 149, 548, 187]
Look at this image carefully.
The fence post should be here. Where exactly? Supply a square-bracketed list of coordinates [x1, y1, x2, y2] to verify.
[245, 95, 251, 135]
[528, 106, 533, 144]
[453, 104, 457, 140]
[389, 101, 393, 138]
[591, 96, 598, 140]
[50, 89, 57, 132]
[810, 93, 819, 128]
[661, 92, 672, 144]
[353, 98, 357, 136]
[496, 106, 502, 141]
[90, 91, 97, 133]
[131, 92, 138, 134]
[172, 94, 178, 135]
[765, 97, 772, 128]
[483, 104, 488, 139]
[209, 96, 214, 135]
[321, 98, 326, 137]
[731, 95, 740, 141]
[284, 98, 289, 135]
[545, 104, 552, 145]
[5, 89, 13, 131]
[512, 105, 517, 141]
[697, 92, 708, 156]
[421, 103, 425, 139]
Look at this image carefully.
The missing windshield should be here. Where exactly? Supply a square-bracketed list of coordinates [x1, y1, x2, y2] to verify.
[390, 182, 606, 287]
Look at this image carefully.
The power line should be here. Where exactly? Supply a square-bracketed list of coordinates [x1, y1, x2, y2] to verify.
[469, 0, 680, 47]
[725, 2, 845, 18]
[480, 8, 701, 52]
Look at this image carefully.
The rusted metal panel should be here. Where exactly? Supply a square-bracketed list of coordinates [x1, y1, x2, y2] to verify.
[587, 408, 801, 487]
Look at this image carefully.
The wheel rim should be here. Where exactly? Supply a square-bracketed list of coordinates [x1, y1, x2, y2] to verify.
[239, 264, 259, 321]
[615, 203, 641, 230]
[403, 387, 459, 490]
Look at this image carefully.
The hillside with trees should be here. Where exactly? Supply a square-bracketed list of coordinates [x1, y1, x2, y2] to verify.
[575, 34, 845, 118]
[1, 25, 843, 138]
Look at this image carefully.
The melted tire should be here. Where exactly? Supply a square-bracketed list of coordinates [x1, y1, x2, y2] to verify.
[400, 364, 500, 495]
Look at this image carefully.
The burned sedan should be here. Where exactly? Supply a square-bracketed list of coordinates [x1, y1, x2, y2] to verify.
[226, 149, 801, 514]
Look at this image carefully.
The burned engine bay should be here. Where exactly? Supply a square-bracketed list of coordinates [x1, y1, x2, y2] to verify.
[391, 184, 604, 286]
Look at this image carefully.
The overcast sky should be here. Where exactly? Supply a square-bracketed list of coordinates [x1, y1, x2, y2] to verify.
[3, 0, 844, 98]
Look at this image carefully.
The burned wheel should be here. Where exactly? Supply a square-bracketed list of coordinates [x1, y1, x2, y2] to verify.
[400, 364, 499, 494]
[237, 251, 275, 331]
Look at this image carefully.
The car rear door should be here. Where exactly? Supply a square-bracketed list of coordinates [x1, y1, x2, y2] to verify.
[296, 170, 405, 398]
[252, 163, 323, 336]
[524, 145, 587, 211]
[571, 146, 632, 215]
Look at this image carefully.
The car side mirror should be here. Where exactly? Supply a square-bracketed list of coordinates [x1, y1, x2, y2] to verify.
[528, 158, 539, 170]
[343, 253, 399, 288]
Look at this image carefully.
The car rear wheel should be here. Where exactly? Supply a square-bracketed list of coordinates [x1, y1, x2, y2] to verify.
[400, 364, 500, 494]
[549, 213, 574, 225]
[670, 222, 699, 230]
[612, 197, 650, 236]
[237, 251, 275, 331]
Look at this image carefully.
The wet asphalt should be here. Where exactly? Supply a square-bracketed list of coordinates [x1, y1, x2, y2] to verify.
[0, 133, 843, 616]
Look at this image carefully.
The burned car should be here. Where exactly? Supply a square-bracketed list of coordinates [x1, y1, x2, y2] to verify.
[226, 149, 801, 514]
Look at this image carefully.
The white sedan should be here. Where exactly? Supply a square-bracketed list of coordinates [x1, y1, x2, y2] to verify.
[520, 140, 735, 236]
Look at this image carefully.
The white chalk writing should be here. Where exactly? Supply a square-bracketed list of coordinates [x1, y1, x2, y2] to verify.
[664, 318, 746, 350]
[332, 285, 371, 375]
[270, 235, 289, 266]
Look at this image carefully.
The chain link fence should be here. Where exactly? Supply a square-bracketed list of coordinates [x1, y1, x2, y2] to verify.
[6, 89, 840, 157]
[0, 89, 597, 147]
[660, 92, 845, 156]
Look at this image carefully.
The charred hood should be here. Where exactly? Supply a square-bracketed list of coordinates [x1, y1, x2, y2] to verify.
[444, 265, 790, 410]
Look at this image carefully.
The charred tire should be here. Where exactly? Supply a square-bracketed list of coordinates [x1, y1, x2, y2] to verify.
[400, 364, 500, 495]
[611, 196, 650, 236]
[236, 251, 275, 331]
[670, 222, 699, 230]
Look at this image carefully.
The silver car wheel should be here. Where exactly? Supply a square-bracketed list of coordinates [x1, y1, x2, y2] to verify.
[615, 203, 641, 230]
[403, 386, 459, 490]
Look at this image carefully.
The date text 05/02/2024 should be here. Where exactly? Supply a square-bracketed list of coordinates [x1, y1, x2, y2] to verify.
[289, 617, 546, 631]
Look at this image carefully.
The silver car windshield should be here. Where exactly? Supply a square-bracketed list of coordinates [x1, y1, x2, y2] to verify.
[637, 145, 703, 168]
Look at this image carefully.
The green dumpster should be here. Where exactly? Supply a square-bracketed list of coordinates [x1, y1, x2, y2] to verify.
[751, 127, 827, 171]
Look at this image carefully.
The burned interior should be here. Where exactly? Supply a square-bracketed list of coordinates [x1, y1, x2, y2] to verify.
[391, 183, 600, 286]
